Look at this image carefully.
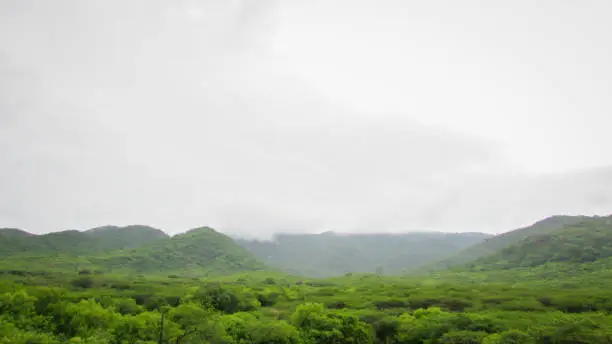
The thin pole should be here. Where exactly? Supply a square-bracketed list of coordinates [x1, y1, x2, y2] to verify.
[159, 310, 165, 344]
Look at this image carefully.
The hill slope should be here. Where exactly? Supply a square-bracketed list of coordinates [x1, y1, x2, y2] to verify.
[0, 226, 266, 276]
[0, 225, 169, 255]
[473, 215, 612, 270]
[236, 231, 491, 277]
[0, 228, 32, 238]
[94, 227, 266, 275]
[84, 225, 169, 250]
[428, 215, 592, 270]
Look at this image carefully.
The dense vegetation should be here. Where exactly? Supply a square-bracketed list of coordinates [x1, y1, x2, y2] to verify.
[235, 231, 490, 276]
[0, 225, 168, 255]
[0, 226, 265, 276]
[3, 262, 612, 343]
[428, 215, 592, 270]
[472, 215, 612, 270]
[2, 214, 612, 343]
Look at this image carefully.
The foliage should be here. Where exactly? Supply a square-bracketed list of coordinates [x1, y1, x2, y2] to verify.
[429, 215, 593, 270]
[3, 259, 612, 343]
[3, 216, 612, 343]
[0, 226, 266, 276]
[0, 225, 168, 256]
[473, 216, 612, 269]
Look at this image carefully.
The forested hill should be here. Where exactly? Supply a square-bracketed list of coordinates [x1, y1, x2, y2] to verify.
[427, 215, 593, 270]
[84, 225, 169, 249]
[92, 227, 267, 275]
[471, 215, 612, 270]
[0, 226, 266, 276]
[0, 225, 169, 255]
[0, 227, 32, 237]
[235, 231, 491, 277]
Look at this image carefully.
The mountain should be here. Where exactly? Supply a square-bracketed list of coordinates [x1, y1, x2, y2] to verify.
[472, 215, 612, 270]
[0, 225, 169, 255]
[0, 228, 32, 238]
[84, 225, 169, 251]
[427, 215, 593, 270]
[0, 228, 33, 255]
[0, 229, 88, 255]
[236, 231, 491, 277]
[0, 226, 265, 276]
[93, 227, 266, 275]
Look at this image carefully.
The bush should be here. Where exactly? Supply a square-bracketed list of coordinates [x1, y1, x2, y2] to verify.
[440, 330, 488, 344]
[374, 316, 400, 343]
[194, 284, 259, 313]
[257, 292, 281, 307]
[71, 277, 94, 289]
[373, 299, 406, 309]
[497, 330, 534, 344]
[263, 277, 277, 285]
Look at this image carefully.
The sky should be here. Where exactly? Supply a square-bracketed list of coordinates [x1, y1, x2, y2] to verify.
[1, 0, 611, 237]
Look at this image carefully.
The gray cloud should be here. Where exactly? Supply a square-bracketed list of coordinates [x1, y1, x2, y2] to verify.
[1, 1, 611, 236]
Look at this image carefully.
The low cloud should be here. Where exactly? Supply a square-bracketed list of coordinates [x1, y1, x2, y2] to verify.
[1, 1, 610, 236]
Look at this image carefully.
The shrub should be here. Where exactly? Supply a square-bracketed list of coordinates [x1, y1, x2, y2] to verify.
[71, 277, 94, 289]
[440, 330, 488, 344]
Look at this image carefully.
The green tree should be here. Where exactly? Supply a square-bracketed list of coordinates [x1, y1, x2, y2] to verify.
[440, 331, 488, 344]
[291, 303, 373, 344]
[374, 316, 400, 344]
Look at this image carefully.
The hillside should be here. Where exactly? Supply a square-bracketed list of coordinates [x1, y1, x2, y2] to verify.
[236, 231, 491, 277]
[472, 215, 612, 270]
[0, 226, 266, 276]
[0, 227, 32, 238]
[427, 215, 592, 270]
[84, 225, 169, 250]
[94, 227, 266, 275]
[0, 225, 169, 255]
[0, 229, 91, 255]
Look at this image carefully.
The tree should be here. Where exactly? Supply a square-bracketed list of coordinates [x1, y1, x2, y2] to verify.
[52, 299, 118, 338]
[169, 303, 219, 344]
[440, 331, 487, 344]
[291, 303, 373, 344]
[374, 317, 399, 344]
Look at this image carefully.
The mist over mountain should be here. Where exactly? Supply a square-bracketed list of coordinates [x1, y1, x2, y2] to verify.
[3, 1, 612, 342]
[235, 231, 491, 277]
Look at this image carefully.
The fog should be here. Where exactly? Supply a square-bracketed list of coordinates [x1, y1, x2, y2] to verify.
[1, 0, 611, 237]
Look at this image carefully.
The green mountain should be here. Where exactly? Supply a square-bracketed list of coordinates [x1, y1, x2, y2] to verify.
[427, 215, 592, 270]
[0, 228, 33, 255]
[84, 225, 169, 251]
[472, 215, 612, 270]
[0, 225, 169, 255]
[236, 231, 491, 277]
[0, 226, 265, 276]
[0, 228, 32, 238]
[94, 227, 266, 275]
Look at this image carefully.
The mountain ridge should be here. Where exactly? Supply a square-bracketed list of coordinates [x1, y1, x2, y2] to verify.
[0, 225, 265, 276]
[424, 215, 596, 271]
[236, 231, 492, 277]
[0, 225, 170, 255]
[470, 215, 612, 270]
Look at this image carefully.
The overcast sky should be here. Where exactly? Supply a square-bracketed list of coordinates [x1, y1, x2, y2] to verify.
[1, 0, 611, 237]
